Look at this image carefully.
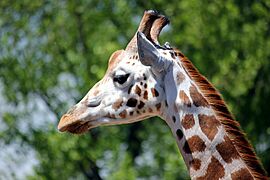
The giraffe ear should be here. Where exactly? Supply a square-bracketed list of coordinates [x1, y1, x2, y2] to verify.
[137, 31, 165, 72]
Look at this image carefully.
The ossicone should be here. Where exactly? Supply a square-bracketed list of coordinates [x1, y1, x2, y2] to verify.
[126, 10, 169, 52]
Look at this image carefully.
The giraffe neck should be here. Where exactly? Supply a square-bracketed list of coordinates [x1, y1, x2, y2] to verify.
[159, 58, 256, 179]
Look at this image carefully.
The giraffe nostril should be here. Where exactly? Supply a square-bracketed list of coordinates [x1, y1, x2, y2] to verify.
[87, 99, 101, 107]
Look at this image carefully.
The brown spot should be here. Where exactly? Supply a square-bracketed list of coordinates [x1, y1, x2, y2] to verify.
[105, 113, 110, 118]
[112, 99, 123, 110]
[93, 90, 100, 96]
[176, 72, 185, 85]
[216, 136, 239, 163]
[156, 103, 161, 111]
[136, 110, 140, 114]
[197, 157, 225, 180]
[148, 108, 153, 113]
[132, 63, 135, 65]
[129, 111, 134, 116]
[119, 110, 127, 118]
[140, 82, 143, 85]
[170, 51, 176, 59]
[143, 74, 147, 80]
[198, 114, 220, 141]
[176, 129, 183, 140]
[135, 55, 138, 59]
[177, 52, 184, 57]
[151, 88, 159, 97]
[231, 168, 253, 180]
[110, 114, 116, 119]
[165, 100, 168, 107]
[187, 135, 206, 153]
[126, 61, 130, 64]
[183, 141, 192, 154]
[138, 101, 145, 109]
[162, 52, 167, 55]
[135, 85, 141, 96]
[143, 91, 148, 100]
[105, 113, 116, 119]
[128, 84, 134, 94]
[190, 159, 201, 171]
[179, 90, 191, 107]
[172, 116, 176, 123]
[126, 98, 138, 107]
[144, 83, 147, 88]
[190, 85, 208, 107]
[108, 50, 124, 68]
[181, 114, 195, 130]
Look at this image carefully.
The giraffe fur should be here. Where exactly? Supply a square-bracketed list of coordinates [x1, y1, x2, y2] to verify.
[58, 10, 267, 179]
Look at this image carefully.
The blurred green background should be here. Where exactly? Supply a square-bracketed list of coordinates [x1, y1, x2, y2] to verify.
[0, 0, 269, 179]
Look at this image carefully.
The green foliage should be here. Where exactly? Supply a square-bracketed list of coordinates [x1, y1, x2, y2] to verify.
[0, 0, 269, 179]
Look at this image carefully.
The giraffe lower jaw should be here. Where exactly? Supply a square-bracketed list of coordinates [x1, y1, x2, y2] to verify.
[58, 116, 113, 134]
[58, 114, 153, 134]
[59, 120, 92, 134]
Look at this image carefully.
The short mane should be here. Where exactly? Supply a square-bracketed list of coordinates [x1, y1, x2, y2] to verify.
[173, 48, 267, 179]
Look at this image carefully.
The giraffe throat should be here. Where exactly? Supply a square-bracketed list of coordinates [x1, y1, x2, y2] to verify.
[160, 51, 254, 179]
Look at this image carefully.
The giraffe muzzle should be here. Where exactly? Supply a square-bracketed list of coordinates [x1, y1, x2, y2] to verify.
[58, 114, 88, 134]
[58, 99, 105, 134]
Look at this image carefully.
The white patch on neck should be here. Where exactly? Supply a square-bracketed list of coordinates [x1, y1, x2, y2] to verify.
[220, 160, 246, 180]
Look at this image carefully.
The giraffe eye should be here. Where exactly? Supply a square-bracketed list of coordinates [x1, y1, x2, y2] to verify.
[113, 73, 130, 85]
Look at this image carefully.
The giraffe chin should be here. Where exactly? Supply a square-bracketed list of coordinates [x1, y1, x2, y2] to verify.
[58, 120, 91, 134]
[58, 115, 111, 134]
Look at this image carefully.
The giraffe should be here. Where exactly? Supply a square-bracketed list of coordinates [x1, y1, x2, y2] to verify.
[58, 10, 267, 179]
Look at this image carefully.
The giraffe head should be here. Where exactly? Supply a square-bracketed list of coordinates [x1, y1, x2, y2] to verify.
[58, 10, 172, 134]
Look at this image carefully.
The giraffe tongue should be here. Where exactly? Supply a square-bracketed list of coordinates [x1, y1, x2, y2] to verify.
[58, 114, 90, 134]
